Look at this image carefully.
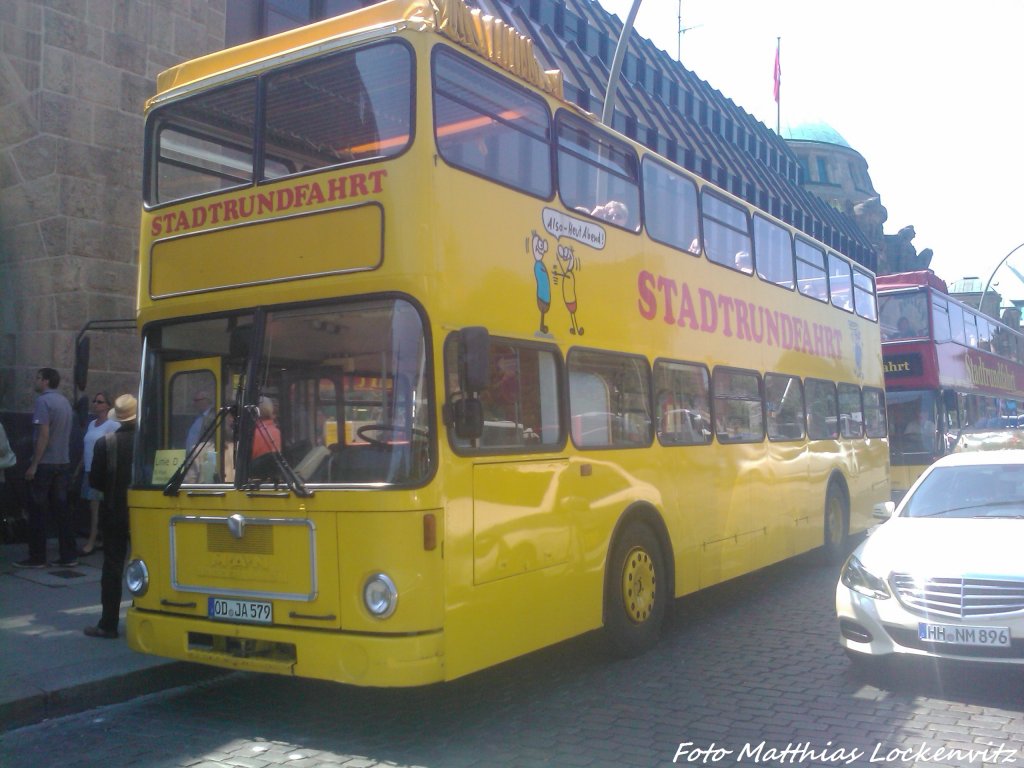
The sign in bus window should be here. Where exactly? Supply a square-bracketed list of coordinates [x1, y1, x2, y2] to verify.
[433, 47, 552, 198]
[263, 42, 412, 178]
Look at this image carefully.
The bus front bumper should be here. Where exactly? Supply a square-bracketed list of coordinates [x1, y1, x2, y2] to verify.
[127, 607, 445, 687]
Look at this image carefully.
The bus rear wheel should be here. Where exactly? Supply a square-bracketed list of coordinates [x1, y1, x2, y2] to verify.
[823, 482, 849, 563]
[604, 521, 667, 657]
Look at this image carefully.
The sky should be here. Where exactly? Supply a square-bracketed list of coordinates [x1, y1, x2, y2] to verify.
[598, 0, 1024, 302]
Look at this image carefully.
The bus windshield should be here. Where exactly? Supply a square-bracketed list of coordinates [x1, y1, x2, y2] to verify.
[137, 298, 432, 488]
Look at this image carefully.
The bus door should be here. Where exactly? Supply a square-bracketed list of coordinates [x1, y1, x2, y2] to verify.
[164, 358, 220, 484]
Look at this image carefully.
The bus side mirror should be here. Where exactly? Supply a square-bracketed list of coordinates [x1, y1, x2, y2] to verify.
[447, 397, 484, 440]
[459, 326, 490, 393]
[446, 326, 489, 440]
[74, 336, 91, 392]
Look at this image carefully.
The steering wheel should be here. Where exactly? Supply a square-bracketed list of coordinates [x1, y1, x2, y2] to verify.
[356, 424, 428, 447]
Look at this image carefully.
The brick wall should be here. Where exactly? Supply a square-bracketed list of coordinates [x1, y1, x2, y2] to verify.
[0, 0, 226, 413]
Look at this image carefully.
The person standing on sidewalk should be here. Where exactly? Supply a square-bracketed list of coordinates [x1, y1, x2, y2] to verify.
[16, 368, 76, 569]
[84, 394, 137, 639]
[75, 391, 119, 556]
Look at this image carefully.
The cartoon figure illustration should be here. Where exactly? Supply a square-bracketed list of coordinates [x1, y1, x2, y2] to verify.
[552, 243, 584, 335]
[530, 231, 551, 334]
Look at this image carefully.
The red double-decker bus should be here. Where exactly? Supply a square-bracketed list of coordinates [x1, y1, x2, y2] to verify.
[879, 271, 1024, 500]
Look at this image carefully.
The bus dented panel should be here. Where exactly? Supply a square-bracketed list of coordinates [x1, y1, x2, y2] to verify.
[126, 0, 889, 686]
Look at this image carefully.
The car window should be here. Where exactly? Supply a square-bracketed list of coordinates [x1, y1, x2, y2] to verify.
[902, 463, 1024, 518]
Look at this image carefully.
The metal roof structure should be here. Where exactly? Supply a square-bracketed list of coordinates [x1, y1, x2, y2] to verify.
[473, 0, 877, 272]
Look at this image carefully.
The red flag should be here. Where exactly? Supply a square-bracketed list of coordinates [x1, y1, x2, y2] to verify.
[773, 42, 781, 103]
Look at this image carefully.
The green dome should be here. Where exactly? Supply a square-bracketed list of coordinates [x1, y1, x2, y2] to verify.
[781, 121, 851, 149]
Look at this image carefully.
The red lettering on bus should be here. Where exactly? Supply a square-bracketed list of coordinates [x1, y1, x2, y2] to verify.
[294, 184, 309, 207]
[717, 294, 735, 337]
[656, 275, 677, 324]
[349, 173, 369, 197]
[367, 169, 387, 192]
[257, 192, 275, 215]
[209, 201, 224, 224]
[677, 283, 698, 329]
[307, 182, 325, 205]
[223, 198, 239, 221]
[327, 176, 346, 201]
[277, 188, 295, 210]
[748, 303, 764, 342]
[734, 299, 751, 340]
[699, 288, 717, 332]
[637, 271, 657, 320]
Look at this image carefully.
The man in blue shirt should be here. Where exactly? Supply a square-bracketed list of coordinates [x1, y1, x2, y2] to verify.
[16, 368, 76, 568]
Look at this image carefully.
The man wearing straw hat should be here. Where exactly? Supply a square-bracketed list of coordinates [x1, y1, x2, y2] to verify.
[84, 394, 137, 639]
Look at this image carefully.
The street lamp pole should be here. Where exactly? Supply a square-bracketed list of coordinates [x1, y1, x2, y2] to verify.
[979, 240, 1024, 319]
[601, 0, 643, 127]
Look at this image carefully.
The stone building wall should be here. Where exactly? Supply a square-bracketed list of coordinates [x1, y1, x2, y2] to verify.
[0, 0, 226, 413]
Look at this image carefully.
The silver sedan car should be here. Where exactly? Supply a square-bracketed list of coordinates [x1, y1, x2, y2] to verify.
[837, 450, 1024, 669]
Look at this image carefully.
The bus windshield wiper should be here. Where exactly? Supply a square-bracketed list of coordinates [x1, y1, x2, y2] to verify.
[163, 403, 236, 497]
[243, 404, 313, 498]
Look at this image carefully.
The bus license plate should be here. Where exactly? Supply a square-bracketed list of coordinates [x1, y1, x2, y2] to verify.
[918, 622, 1010, 647]
[208, 597, 273, 625]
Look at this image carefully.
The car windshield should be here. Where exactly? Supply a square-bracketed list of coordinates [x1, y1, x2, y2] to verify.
[902, 462, 1024, 518]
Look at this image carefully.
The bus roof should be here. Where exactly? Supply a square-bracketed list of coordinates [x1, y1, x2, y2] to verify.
[876, 270, 948, 294]
[152, 0, 563, 107]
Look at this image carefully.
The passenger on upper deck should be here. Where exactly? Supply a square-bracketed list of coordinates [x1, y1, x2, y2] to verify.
[591, 201, 628, 226]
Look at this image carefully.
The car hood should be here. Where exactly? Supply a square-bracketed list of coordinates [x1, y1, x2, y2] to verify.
[857, 518, 1024, 577]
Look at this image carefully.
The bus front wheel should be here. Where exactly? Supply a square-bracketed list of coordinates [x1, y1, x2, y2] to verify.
[823, 482, 849, 563]
[603, 521, 668, 657]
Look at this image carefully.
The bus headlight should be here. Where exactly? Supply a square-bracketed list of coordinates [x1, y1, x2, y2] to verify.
[363, 573, 398, 618]
[126, 559, 150, 597]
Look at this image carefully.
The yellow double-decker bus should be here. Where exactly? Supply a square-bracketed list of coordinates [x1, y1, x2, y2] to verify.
[125, 0, 889, 685]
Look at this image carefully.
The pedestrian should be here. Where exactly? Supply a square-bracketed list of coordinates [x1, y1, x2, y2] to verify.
[75, 391, 119, 556]
[0, 421, 16, 480]
[16, 368, 76, 569]
[84, 393, 137, 639]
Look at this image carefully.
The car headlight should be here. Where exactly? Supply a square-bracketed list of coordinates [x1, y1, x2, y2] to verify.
[125, 558, 149, 597]
[840, 554, 890, 600]
[363, 573, 398, 618]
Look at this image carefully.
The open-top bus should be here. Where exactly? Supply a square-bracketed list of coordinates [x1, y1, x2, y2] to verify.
[124, 0, 889, 685]
[878, 271, 1024, 500]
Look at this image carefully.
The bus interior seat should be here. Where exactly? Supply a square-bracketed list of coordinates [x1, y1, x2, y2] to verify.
[294, 445, 331, 481]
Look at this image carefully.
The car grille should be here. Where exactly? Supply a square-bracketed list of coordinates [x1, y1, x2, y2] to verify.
[890, 575, 1024, 618]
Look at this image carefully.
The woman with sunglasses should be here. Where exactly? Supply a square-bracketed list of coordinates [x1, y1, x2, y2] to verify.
[75, 391, 119, 556]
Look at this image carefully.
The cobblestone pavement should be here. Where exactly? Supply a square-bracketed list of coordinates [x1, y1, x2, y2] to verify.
[3, 551, 1023, 768]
